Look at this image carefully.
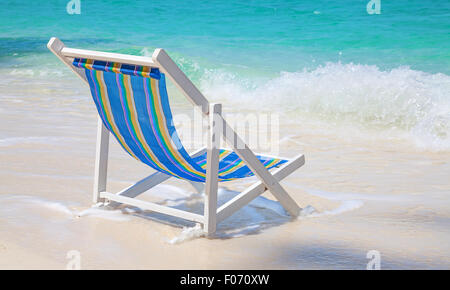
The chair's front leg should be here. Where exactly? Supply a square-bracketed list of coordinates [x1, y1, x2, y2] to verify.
[204, 103, 222, 237]
[93, 116, 110, 204]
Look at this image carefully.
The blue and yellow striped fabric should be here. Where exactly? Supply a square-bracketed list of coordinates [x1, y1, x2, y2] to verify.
[73, 58, 287, 182]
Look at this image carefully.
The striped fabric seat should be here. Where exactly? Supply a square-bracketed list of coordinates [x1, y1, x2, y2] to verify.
[73, 58, 287, 182]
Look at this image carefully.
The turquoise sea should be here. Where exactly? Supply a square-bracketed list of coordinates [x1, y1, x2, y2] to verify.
[1, 0, 450, 149]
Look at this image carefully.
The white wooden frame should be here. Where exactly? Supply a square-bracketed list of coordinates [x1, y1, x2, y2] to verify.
[47, 37, 305, 237]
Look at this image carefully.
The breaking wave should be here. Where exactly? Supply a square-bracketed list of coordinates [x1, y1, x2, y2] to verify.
[199, 62, 450, 151]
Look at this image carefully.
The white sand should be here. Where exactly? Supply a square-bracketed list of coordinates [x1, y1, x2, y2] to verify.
[0, 76, 449, 269]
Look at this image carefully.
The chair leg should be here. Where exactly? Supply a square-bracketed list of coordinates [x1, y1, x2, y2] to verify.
[217, 114, 301, 217]
[216, 154, 305, 223]
[204, 103, 222, 236]
[93, 117, 110, 204]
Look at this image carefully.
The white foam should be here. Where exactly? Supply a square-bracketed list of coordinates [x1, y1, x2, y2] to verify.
[76, 207, 131, 221]
[220, 224, 262, 238]
[168, 223, 205, 244]
[306, 200, 364, 218]
[300, 205, 318, 217]
[0, 195, 74, 216]
[287, 186, 368, 218]
[9, 68, 64, 77]
[298, 186, 410, 202]
[293, 186, 417, 218]
[0, 194, 130, 221]
[200, 63, 450, 151]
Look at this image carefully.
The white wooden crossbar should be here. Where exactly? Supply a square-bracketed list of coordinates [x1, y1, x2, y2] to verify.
[217, 154, 305, 222]
[61, 47, 158, 67]
[48, 37, 305, 237]
[100, 192, 205, 224]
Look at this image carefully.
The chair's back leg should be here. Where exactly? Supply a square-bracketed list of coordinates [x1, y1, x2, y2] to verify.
[93, 116, 110, 204]
[203, 103, 222, 237]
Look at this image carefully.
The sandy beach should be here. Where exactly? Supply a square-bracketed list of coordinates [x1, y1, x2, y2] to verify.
[1, 72, 449, 269]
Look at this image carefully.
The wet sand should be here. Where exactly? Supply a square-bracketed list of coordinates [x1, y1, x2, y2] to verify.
[1, 75, 449, 269]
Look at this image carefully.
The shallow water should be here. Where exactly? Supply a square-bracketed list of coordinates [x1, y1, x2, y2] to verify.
[1, 92, 449, 269]
[0, 0, 449, 269]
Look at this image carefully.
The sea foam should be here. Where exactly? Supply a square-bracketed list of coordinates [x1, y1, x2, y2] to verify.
[199, 62, 450, 151]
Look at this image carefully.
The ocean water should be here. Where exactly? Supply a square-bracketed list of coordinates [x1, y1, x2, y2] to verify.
[1, 0, 449, 150]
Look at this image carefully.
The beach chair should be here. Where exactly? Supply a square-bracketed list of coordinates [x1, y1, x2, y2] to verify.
[47, 37, 305, 236]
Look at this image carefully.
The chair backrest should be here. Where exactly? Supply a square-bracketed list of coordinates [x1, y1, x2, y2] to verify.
[73, 58, 208, 182]
[73, 57, 287, 182]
